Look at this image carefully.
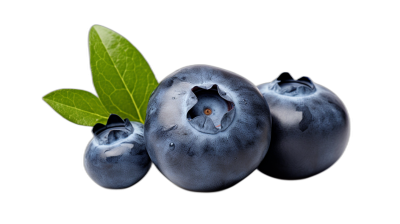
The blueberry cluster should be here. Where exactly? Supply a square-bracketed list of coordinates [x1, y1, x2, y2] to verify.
[84, 65, 349, 192]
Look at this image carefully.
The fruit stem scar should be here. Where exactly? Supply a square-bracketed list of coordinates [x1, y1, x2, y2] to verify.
[204, 108, 212, 115]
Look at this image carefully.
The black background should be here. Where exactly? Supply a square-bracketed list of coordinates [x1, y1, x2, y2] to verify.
[26, 8, 388, 219]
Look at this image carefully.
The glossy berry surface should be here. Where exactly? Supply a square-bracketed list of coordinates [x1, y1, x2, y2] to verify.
[145, 65, 272, 192]
[84, 114, 151, 189]
[257, 73, 350, 180]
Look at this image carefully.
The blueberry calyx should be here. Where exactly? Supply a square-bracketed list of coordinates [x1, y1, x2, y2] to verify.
[270, 72, 316, 96]
[186, 84, 235, 134]
[92, 114, 134, 145]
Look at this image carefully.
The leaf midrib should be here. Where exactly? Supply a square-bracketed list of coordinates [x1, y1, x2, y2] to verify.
[95, 28, 144, 123]
[44, 98, 108, 119]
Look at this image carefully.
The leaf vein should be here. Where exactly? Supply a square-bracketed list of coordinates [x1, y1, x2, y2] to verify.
[96, 30, 143, 123]
[45, 98, 108, 119]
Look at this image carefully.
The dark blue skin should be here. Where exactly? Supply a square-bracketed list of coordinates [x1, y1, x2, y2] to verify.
[145, 65, 272, 192]
[257, 72, 350, 180]
[84, 114, 151, 189]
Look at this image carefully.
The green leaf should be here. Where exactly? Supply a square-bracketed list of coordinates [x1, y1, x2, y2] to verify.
[89, 25, 158, 124]
[43, 89, 109, 126]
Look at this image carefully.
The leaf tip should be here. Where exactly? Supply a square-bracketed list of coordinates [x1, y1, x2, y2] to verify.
[90, 24, 102, 30]
[90, 24, 111, 34]
[42, 92, 52, 103]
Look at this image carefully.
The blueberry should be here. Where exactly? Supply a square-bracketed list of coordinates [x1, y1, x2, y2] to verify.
[84, 114, 151, 189]
[257, 72, 350, 180]
[145, 65, 272, 192]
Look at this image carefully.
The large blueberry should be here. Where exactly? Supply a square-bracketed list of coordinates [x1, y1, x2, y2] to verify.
[84, 114, 151, 189]
[145, 65, 272, 192]
[257, 73, 350, 180]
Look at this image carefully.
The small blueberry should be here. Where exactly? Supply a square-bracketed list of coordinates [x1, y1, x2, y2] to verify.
[257, 72, 350, 179]
[84, 114, 151, 189]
